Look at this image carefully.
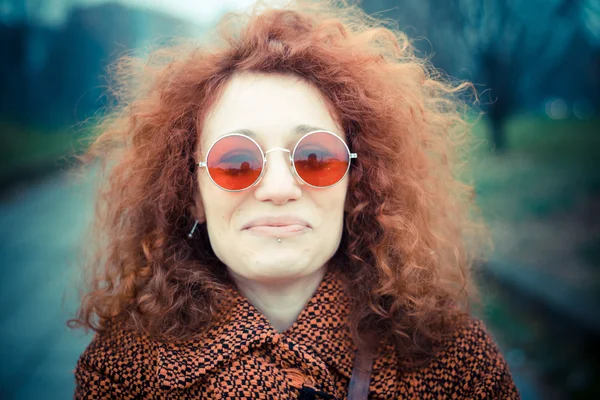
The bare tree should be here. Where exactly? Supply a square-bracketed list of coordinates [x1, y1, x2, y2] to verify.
[361, 0, 588, 151]
[447, 0, 582, 151]
[580, 0, 600, 107]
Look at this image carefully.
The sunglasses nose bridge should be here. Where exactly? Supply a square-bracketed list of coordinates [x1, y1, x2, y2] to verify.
[264, 147, 291, 156]
[264, 147, 292, 165]
[262, 147, 297, 179]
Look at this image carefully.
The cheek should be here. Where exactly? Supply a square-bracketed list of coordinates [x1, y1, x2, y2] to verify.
[316, 185, 348, 221]
[199, 178, 248, 230]
[198, 176, 228, 224]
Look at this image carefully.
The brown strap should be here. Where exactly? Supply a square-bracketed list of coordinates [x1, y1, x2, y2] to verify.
[347, 349, 374, 400]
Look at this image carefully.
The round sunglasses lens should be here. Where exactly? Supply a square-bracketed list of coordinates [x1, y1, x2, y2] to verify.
[206, 135, 263, 190]
[293, 132, 350, 187]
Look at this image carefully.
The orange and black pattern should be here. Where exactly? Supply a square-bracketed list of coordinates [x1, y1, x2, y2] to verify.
[74, 271, 521, 399]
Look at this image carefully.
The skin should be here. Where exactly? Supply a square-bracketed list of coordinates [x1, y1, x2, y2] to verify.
[192, 72, 350, 332]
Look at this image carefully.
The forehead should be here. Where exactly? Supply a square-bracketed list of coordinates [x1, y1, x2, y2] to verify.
[200, 73, 343, 147]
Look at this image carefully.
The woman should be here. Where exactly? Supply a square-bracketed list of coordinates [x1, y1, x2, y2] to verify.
[70, 1, 520, 399]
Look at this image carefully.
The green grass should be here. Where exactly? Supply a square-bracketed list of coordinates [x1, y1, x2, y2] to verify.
[501, 116, 600, 160]
[0, 121, 93, 182]
[470, 115, 600, 221]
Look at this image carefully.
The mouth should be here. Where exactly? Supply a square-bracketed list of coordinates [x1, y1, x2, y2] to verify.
[242, 217, 311, 238]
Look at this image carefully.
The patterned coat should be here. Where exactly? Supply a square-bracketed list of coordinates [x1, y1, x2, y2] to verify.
[74, 271, 521, 399]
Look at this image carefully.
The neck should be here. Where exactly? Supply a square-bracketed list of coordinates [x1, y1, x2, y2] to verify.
[229, 266, 327, 333]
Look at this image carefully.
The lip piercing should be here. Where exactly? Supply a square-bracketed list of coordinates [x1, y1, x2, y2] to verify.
[277, 238, 282, 243]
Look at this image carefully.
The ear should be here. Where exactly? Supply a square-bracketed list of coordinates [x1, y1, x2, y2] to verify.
[189, 196, 206, 224]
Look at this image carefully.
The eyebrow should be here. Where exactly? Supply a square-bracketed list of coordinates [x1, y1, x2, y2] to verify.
[221, 124, 329, 138]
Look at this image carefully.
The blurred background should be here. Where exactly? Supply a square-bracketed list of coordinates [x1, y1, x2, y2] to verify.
[0, 0, 598, 399]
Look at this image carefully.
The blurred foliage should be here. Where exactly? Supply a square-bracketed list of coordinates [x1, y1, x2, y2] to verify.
[471, 116, 600, 220]
[0, 121, 92, 184]
[363, 0, 600, 150]
[471, 116, 600, 296]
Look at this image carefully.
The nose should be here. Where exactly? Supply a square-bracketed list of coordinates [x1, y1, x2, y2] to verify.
[253, 148, 302, 205]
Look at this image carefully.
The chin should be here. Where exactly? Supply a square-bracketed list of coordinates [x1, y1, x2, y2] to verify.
[253, 262, 309, 279]
[237, 257, 318, 282]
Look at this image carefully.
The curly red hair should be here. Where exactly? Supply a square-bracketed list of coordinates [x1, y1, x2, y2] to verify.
[68, 0, 488, 363]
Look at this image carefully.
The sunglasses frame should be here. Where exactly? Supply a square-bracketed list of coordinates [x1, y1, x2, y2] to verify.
[198, 130, 357, 192]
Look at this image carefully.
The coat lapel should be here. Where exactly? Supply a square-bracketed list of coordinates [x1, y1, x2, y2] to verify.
[283, 271, 356, 380]
[156, 287, 277, 390]
[156, 270, 357, 392]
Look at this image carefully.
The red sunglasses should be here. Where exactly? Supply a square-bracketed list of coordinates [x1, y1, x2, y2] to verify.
[198, 130, 357, 191]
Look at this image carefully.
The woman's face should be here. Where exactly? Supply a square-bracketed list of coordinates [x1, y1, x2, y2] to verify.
[196, 73, 349, 284]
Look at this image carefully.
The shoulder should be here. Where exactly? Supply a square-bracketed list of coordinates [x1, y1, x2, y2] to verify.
[74, 319, 158, 399]
[392, 316, 521, 399]
[441, 317, 506, 364]
[429, 316, 521, 399]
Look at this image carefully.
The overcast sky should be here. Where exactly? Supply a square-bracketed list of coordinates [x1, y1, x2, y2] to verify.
[2, 0, 288, 27]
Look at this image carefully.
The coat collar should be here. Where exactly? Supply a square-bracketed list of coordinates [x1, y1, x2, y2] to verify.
[157, 270, 356, 391]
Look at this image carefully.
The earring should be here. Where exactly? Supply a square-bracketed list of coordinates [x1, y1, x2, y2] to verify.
[188, 220, 199, 238]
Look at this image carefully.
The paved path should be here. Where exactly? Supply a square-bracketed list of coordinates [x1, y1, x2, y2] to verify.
[0, 171, 95, 399]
